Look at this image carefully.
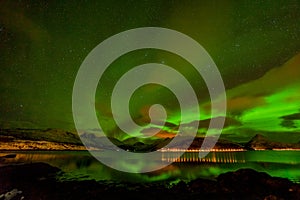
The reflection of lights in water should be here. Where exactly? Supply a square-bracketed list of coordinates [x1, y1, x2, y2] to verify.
[161, 151, 246, 163]
[0, 152, 70, 164]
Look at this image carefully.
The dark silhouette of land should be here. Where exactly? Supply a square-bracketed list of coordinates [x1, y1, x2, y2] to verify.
[246, 134, 300, 150]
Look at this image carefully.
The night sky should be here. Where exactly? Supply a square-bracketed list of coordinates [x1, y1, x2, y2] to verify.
[1, 1, 300, 143]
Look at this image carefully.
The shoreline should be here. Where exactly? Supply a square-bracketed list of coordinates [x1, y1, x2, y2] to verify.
[0, 148, 300, 153]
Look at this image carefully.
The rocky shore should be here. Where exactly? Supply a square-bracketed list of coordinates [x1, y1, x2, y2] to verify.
[0, 139, 86, 151]
[1, 162, 300, 200]
[0, 129, 85, 151]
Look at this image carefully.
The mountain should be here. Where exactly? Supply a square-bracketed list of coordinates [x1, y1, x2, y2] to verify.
[0, 128, 85, 150]
[0, 128, 82, 144]
[5, 128, 300, 151]
[167, 136, 245, 150]
[245, 134, 300, 150]
[80, 132, 171, 152]
[80, 132, 245, 152]
[0, 128, 245, 151]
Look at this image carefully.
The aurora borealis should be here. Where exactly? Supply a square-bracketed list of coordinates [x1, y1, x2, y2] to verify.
[1, 1, 300, 143]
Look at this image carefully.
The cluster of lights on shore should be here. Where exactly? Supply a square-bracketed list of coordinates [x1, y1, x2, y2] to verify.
[158, 148, 246, 152]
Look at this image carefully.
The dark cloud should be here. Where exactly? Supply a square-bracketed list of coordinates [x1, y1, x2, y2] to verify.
[280, 111, 300, 129]
[178, 116, 242, 130]
[280, 120, 297, 129]
[281, 112, 300, 120]
[140, 127, 175, 138]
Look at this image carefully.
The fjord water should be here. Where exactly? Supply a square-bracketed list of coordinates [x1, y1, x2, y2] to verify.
[1, 150, 300, 183]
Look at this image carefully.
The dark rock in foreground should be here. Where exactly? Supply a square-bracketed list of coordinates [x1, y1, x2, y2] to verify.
[217, 169, 298, 199]
[0, 163, 300, 200]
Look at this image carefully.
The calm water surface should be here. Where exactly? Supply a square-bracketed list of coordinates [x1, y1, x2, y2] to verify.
[1, 150, 300, 183]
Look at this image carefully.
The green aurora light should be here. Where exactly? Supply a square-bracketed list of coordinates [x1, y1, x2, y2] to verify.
[0, 1, 300, 143]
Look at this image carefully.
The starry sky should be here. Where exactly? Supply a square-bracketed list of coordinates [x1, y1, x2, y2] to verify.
[0, 0, 300, 142]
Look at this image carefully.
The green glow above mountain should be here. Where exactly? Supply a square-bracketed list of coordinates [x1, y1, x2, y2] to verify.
[0, 1, 300, 143]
